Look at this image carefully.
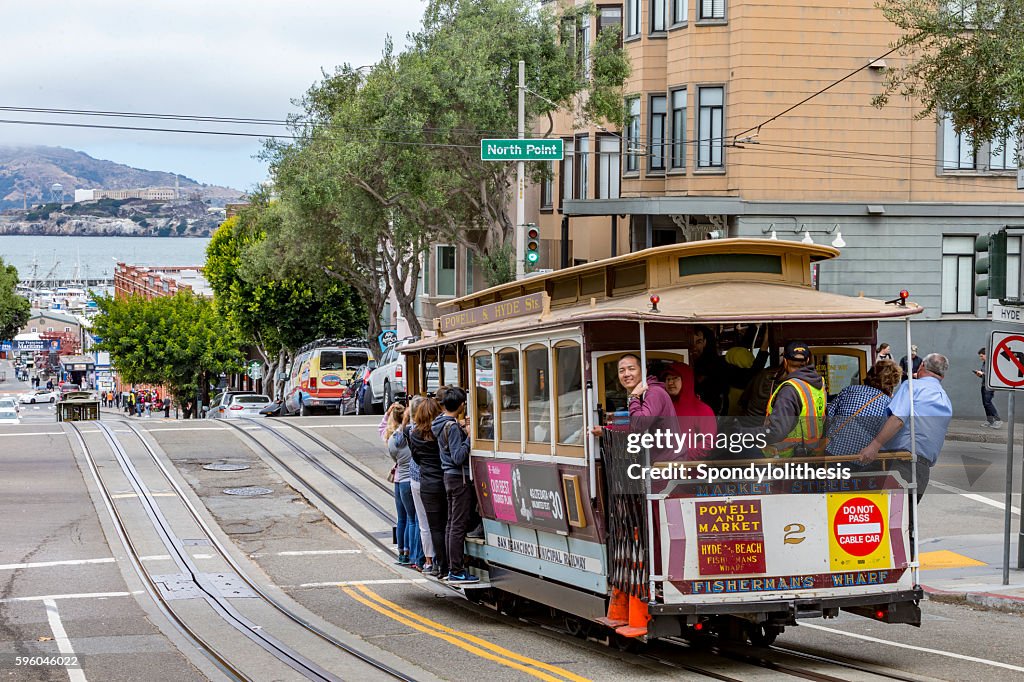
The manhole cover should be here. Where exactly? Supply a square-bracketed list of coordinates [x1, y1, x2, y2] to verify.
[204, 463, 251, 471]
[223, 487, 273, 496]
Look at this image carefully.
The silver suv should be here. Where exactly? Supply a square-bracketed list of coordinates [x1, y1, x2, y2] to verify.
[365, 338, 416, 414]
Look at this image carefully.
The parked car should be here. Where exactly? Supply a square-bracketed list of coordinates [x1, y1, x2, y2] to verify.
[221, 394, 272, 419]
[0, 397, 20, 413]
[0, 406, 19, 425]
[19, 389, 58, 404]
[365, 338, 418, 414]
[339, 361, 377, 415]
[58, 382, 81, 397]
[206, 390, 256, 419]
[283, 339, 372, 416]
[259, 398, 285, 417]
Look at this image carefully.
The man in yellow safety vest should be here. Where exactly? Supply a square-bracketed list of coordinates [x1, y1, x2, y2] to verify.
[763, 341, 826, 457]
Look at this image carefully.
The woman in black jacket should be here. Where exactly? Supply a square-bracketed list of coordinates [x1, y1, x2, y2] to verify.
[406, 396, 447, 577]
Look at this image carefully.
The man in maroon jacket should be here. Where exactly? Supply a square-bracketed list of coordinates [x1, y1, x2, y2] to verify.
[592, 354, 678, 460]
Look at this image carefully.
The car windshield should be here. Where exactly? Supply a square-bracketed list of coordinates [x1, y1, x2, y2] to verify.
[234, 395, 271, 405]
[320, 351, 346, 370]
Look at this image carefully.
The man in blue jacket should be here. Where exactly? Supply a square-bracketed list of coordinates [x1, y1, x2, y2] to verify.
[432, 386, 479, 584]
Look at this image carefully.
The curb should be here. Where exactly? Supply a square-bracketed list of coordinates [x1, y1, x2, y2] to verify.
[946, 430, 1024, 445]
[922, 585, 1024, 615]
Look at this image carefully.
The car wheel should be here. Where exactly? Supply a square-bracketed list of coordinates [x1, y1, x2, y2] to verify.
[363, 387, 377, 415]
[383, 382, 393, 411]
[50, 398, 55, 404]
[30, 399, 36, 404]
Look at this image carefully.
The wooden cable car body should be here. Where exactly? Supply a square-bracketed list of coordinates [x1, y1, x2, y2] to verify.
[401, 239, 923, 641]
[57, 391, 101, 422]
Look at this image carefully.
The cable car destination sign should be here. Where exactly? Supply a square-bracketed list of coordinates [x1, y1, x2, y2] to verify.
[480, 138, 564, 161]
[437, 292, 549, 333]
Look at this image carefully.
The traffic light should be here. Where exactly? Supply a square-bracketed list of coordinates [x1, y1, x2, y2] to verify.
[525, 225, 540, 265]
[976, 230, 1007, 299]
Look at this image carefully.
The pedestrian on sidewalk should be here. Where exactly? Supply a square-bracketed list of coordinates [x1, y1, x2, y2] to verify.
[974, 348, 1002, 428]
[163, 397, 171, 418]
[900, 345, 922, 382]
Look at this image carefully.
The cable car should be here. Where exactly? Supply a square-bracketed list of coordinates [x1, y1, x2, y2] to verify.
[57, 391, 101, 422]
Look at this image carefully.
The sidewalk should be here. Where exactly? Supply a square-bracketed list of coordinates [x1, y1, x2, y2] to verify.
[917, 532, 1024, 614]
[946, 417, 1024, 445]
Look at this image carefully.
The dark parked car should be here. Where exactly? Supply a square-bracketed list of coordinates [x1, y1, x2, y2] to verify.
[259, 398, 285, 417]
[340, 361, 376, 415]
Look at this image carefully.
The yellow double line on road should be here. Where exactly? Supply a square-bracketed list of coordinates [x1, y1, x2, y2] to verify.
[342, 585, 590, 682]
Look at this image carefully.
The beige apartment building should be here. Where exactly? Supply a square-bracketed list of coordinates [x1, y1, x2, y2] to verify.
[528, 0, 1024, 417]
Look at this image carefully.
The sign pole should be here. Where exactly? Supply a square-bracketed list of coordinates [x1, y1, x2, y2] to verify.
[515, 59, 526, 281]
[1004, 393, 1015, 585]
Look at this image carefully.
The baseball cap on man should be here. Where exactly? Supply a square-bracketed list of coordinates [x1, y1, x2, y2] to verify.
[783, 341, 811, 362]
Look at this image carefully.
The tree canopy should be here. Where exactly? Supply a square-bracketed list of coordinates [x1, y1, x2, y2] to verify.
[875, 0, 1024, 145]
[0, 258, 30, 341]
[205, 200, 367, 396]
[260, 0, 629, 334]
[91, 291, 244, 405]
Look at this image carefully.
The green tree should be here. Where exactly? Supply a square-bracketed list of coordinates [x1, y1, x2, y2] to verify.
[205, 203, 367, 397]
[91, 292, 244, 409]
[874, 0, 1024, 146]
[263, 0, 629, 327]
[0, 258, 30, 341]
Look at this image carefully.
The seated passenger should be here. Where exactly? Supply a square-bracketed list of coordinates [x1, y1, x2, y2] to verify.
[824, 360, 901, 462]
[661, 362, 717, 460]
[691, 326, 729, 416]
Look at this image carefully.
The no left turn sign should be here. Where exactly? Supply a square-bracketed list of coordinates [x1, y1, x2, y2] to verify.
[988, 330, 1024, 390]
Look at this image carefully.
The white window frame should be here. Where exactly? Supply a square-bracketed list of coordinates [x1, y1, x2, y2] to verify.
[649, 94, 667, 171]
[576, 135, 591, 199]
[650, 0, 666, 32]
[670, 88, 687, 170]
[626, 0, 641, 37]
[941, 235, 975, 314]
[435, 244, 457, 298]
[699, 0, 725, 20]
[598, 135, 621, 199]
[626, 97, 641, 173]
[697, 86, 724, 169]
[672, 0, 688, 24]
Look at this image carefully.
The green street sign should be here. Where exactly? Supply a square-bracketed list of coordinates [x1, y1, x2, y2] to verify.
[481, 138, 564, 161]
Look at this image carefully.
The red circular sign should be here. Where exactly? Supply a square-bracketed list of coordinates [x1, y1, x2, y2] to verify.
[992, 335, 1024, 388]
[833, 497, 884, 557]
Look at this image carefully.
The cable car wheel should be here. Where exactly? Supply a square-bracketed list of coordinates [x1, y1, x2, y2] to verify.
[745, 623, 783, 647]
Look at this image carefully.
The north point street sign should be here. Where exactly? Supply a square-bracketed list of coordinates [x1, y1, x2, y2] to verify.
[480, 138, 564, 161]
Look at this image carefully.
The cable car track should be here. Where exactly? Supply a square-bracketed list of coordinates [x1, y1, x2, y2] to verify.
[68, 420, 414, 681]
[216, 417, 921, 675]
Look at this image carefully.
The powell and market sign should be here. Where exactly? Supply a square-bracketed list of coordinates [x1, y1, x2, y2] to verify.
[436, 292, 549, 334]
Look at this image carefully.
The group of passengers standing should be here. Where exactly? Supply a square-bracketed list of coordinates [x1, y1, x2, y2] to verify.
[380, 387, 482, 584]
[595, 327, 953, 500]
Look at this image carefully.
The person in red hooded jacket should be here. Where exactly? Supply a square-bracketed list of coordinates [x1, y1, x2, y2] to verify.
[661, 362, 718, 460]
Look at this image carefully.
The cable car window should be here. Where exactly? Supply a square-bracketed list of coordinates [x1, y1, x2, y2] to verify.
[678, 254, 782, 276]
[474, 353, 495, 441]
[525, 346, 551, 444]
[555, 344, 584, 445]
[498, 350, 521, 442]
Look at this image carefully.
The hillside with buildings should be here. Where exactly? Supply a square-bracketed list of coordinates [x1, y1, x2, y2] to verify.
[0, 145, 242, 210]
[0, 196, 225, 237]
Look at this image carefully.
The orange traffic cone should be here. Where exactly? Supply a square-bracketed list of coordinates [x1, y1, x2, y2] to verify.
[615, 595, 650, 638]
[596, 587, 629, 628]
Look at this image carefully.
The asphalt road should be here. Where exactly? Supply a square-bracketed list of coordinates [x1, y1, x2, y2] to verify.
[0, 404, 1021, 681]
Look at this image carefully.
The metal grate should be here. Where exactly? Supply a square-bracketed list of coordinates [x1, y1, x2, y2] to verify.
[602, 430, 649, 600]
[203, 462, 251, 471]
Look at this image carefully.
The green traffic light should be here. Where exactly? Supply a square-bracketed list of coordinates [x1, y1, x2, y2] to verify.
[527, 252, 539, 263]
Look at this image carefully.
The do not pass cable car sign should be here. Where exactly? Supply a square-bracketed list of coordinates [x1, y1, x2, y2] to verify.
[988, 330, 1024, 390]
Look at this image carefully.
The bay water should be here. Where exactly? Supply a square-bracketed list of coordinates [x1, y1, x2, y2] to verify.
[0, 235, 212, 281]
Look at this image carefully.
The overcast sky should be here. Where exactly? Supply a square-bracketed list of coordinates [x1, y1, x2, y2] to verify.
[1, 1, 426, 192]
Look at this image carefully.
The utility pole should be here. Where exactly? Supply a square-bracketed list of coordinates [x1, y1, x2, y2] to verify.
[515, 59, 526, 280]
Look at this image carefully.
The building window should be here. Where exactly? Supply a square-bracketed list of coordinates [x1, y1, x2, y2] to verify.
[650, 0, 666, 32]
[541, 160, 554, 209]
[699, 0, 725, 19]
[626, 97, 641, 173]
[649, 94, 667, 171]
[578, 13, 592, 78]
[989, 130, 1019, 170]
[465, 249, 475, 295]
[561, 137, 576, 203]
[625, 0, 640, 37]
[697, 86, 724, 168]
[436, 245, 456, 297]
[420, 248, 430, 297]
[671, 88, 687, 169]
[576, 135, 590, 199]
[941, 235, 975, 313]
[597, 135, 621, 199]
[598, 5, 623, 47]
[673, 0, 688, 23]
[942, 116, 976, 170]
